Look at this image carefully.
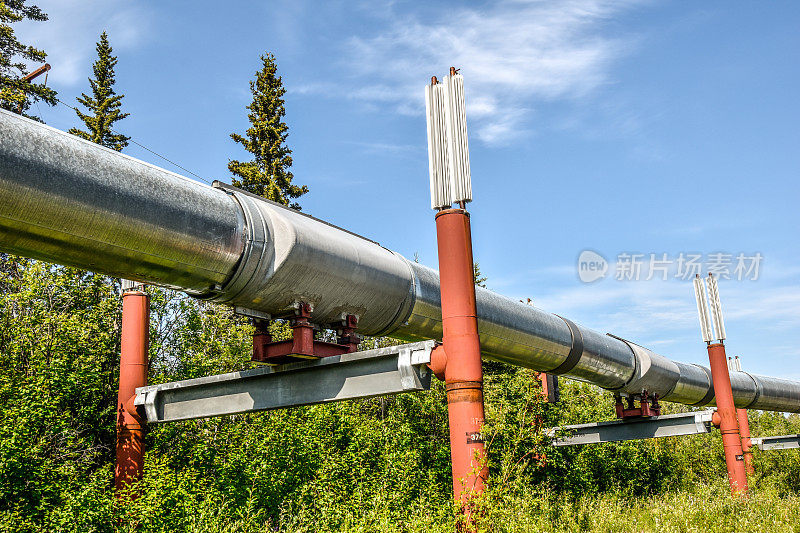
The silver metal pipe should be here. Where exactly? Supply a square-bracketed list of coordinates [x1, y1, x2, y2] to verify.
[0, 109, 244, 293]
[1, 108, 798, 413]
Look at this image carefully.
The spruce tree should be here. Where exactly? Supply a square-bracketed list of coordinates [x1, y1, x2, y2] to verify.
[0, 0, 57, 118]
[473, 261, 487, 288]
[69, 32, 129, 151]
[229, 53, 307, 209]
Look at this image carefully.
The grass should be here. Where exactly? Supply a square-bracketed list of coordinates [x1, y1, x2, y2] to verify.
[268, 478, 800, 533]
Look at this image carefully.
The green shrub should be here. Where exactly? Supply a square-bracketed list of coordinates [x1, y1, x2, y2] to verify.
[1, 258, 798, 531]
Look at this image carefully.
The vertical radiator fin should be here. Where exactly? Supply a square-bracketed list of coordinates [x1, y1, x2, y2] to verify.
[425, 82, 452, 210]
[707, 273, 726, 342]
[693, 275, 714, 343]
[444, 73, 472, 205]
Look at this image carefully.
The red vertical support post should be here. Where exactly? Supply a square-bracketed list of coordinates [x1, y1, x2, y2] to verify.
[115, 289, 149, 494]
[537, 372, 559, 403]
[736, 405, 754, 475]
[435, 208, 488, 504]
[537, 372, 550, 400]
[707, 342, 748, 496]
[731, 357, 754, 475]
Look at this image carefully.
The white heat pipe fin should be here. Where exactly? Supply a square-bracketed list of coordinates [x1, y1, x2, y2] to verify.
[443, 73, 472, 205]
[425, 81, 452, 210]
[693, 275, 714, 343]
[706, 273, 726, 342]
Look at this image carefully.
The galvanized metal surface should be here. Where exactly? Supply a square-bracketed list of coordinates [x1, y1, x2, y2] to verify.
[548, 411, 715, 446]
[0, 108, 244, 293]
[206, 183, 417, 334]
[2, 109, 800, 413]
[134, 341, 435, 423]
[751, 434, 800, 451]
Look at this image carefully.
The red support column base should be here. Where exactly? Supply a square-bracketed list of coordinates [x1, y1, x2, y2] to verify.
[446, 381, 488, 497]
[115, 290, 149, 495]
[115, 411, 145, 493]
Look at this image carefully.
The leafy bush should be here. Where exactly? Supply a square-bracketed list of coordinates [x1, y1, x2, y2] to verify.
[1, 258, 798, 531]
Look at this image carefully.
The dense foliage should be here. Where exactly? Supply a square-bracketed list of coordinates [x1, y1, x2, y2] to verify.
[228, 53, 307, 208]
[0, 257, 799, 532]
[69, 32, 130, 151]
[0, 0, 57, 117]
[1, 20, 798, 532]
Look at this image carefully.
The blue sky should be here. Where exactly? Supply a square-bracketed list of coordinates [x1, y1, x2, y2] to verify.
[18, 1, 800, 379]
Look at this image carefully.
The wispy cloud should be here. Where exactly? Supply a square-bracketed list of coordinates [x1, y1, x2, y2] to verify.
[344, 140, 423, 157]
[508, 262, 800, 370]
[15, 0, 151, 87]
[323, 0, 644, 144]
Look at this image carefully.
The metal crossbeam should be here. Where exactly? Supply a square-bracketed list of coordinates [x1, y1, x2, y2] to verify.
[547, 411, 715, 446]
[751, 434, 800, 451]
[135, 341, 435, 423]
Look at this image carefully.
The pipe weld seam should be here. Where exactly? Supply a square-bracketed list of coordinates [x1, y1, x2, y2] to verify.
[691, 364, 717, 406]
[446, 388, 484, 404]
[742, 371, 761, 409]
[374, 252, 418, 336]
[605, 334, 679, 398]
[606, 333, 639, 392]
[445, 381, 483, 391]
[550, 315, 584, 375]
[206, 187, 264, 302]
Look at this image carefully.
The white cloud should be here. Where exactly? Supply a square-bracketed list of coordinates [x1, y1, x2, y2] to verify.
[14, 1, 151, 87]
[485, 248, 800, 372]
[329, 0, 643, 144]
[528, 258, 800, 329]
[510, 262, 800, 371]
[345, 140, 423, 157]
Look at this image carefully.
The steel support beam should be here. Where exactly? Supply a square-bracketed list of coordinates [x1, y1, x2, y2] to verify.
[135, 341, 435, 423]
[751, 434, 800, 451]
[548, 411, 715, 446]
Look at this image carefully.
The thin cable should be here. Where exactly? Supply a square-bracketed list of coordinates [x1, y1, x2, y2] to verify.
[125, 137, 214, 185]
[55, 97, 214, 185]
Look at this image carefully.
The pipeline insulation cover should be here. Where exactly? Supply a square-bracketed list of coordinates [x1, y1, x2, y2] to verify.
[1, 109, 799, 413]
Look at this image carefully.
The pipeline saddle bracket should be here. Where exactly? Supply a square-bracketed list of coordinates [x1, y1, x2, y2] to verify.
[252, 302, 361, 365]
[615, 390, 662, 419]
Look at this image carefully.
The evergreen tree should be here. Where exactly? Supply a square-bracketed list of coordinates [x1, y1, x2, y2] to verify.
[68, 32, 129, 151]
[473, 261, 487, 288]
[229, 53, 307, 209]
[0, 0, 57, 118]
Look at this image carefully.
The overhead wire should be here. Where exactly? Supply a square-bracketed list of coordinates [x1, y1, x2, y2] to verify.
[54, 97, 214, 185]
